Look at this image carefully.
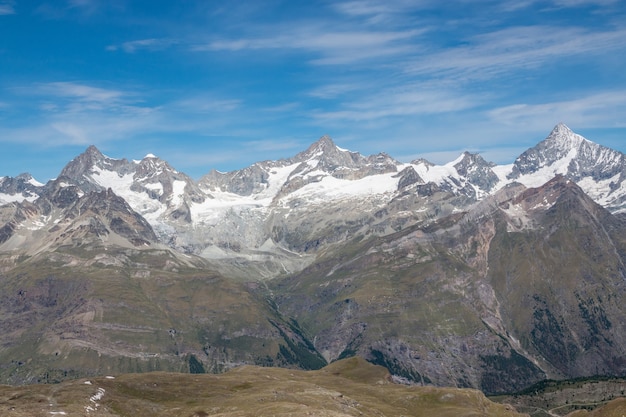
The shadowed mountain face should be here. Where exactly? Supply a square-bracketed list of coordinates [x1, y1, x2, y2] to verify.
[271, 177, 626, 394]
[0, 249, 326, 385]
[0, 124, 626, 395]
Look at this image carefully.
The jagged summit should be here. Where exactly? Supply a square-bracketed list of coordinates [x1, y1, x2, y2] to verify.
[0, 172, 44, 204]
[293, 135, 352, 163]
[59, 145, 133, 192]
[310, 134, 336, 150]
[544, 123, 588, 150]
[510, 124, 619, 176]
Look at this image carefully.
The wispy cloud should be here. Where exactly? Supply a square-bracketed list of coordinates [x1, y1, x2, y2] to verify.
[488, 91, 626, 129]
[194, 25, 425, 65]
[407, 25, 626, 81]
[331, 0, 430, 24]
[1, 82, 158, 146]
[470, 0, 620, 12]
[107, 38, 178, 53]
[1, 81, 255, 154]
[308, 83, 362, 99]
[0, 1, 15, 15]
[313, 87, 483, 123]
[173, 96, 241, 113]
[37, 82, 127, 104]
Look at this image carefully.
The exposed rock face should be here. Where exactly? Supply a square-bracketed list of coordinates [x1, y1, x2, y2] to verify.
[0, 173, 43, 205]
[453, 152, 500, 195]
[508, 123, 626, 211]
[271, 177, 626, 394]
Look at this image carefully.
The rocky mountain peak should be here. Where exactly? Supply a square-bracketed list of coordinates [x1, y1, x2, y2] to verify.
[134, 153, 177, 180]
[58, 145, 134, 192]
[59, 145, 104, 178]
[294, 135, 348, 163]
[545, 123, 587, 151]
[453, 152, 500, 194]
[509, 124, 595, 180]
[508, 124, 626, 203]
[0, 173, 42, 194]
[454, 152, 494, 170]
[15, 172, 36, 182]
[309, 134, 336, 151]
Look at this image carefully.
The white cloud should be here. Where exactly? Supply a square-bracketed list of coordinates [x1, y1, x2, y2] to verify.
[548, 0, 619, 7]
[332, 0, 431, 24]
[194, 25, 425, 66]
[487, 91, 626, 129]
[173, 96, 241, 113]
[0, 2, 15, 15]
[107, 38, 178, 53]
[407, 25, 626, 81]
[37, 82, 127, 104]
[308, 83, 362, 99]
[313, 87, 483, 123]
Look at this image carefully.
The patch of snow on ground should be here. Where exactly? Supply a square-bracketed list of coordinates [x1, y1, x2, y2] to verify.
[144, 182, 164, 196]
[90, 166, 165, 219]
[516, 147, 577, 188]
[283, 172, 398, 204]
[191, 163, 299, 224]
[90, 166, 134, 191]
[577, 174, 622, 206]
[0, 192, 38, 204]
[28, 177, 44, 186]
[169, 180, 187, 207]
[491, 164, 515, 189]
[408, 160, 462, 187]
[21, 214, 51, 231]
[85, 387, 105, 414]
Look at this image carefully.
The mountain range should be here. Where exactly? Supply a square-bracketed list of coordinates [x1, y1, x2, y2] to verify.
[0, 123, 625, 395]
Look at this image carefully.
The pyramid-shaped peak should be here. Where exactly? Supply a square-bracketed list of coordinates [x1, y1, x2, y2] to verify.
[455, 151, 494, 166]
[545, 123, 588, 149]
[317, 134, 335, 146]
[308, 135, 338, 153]
[59, 145, 107, 179]
[294, 135, 348, 162]
[85, 144, 104, 156]
[551, 122, 573, 135]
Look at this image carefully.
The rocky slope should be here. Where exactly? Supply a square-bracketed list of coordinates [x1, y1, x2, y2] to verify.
[271, 176, 626, 394]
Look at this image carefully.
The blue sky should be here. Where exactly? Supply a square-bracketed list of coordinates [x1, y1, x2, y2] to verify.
[1, 0, 625, 181]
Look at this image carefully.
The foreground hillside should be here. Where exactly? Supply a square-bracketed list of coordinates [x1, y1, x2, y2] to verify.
[0, 357, 526, 417]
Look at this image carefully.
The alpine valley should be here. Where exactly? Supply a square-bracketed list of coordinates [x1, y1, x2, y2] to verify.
[1, 123, 625, 398]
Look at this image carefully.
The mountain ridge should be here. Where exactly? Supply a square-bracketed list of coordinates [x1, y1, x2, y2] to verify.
[3, 123, 626, 279]
[1, 123, 626, 394]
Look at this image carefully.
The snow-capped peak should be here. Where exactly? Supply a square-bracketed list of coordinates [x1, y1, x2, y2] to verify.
[294, 135, 345, 162]
[545, 123, 588, 151]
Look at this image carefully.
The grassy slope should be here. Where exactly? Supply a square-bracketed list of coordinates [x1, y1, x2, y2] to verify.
[492, 377, 626, 417]
[0, 357, 527, 417]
